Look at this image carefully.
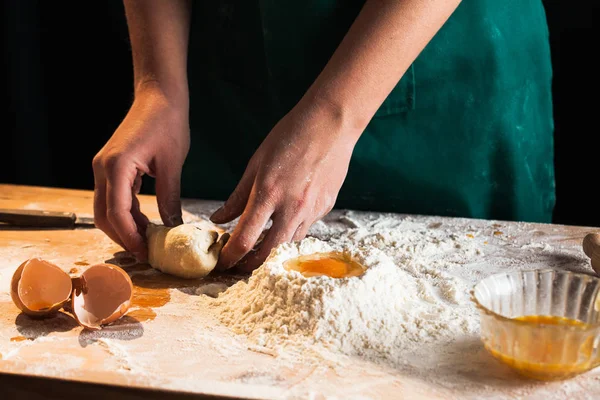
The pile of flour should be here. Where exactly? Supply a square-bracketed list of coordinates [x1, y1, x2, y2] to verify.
[208, 214, 488, 367]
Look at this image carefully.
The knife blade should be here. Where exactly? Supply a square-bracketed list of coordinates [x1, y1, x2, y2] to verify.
[0, 208, 96, 228]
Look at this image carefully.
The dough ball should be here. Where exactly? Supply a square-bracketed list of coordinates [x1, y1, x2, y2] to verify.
[146, 222, 229, 279]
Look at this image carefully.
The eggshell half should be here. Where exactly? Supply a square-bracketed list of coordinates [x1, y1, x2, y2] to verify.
[71, 263, 133, 330]
[10, 258, 72, 317]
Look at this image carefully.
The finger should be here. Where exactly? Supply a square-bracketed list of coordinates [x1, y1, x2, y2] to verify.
[92, 166, 126, 249]
[217, 191, 273, 269]
[292, 221, 310, 242]
[131, 192, 150, 237]
[237, 215, 298, 272]
[132, 170, 144, 195]
[132, 171, 149, 235]
[106, 163, 148, 261]
[293, 204, 332, 242]
[155, 160, 183, 227]
[210, 162, 257, 224]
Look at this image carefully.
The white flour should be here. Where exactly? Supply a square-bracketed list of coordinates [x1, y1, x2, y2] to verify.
[208, 215, 487, 370]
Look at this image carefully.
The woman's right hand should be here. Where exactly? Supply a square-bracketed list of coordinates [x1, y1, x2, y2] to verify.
[92, 87, 190, 261]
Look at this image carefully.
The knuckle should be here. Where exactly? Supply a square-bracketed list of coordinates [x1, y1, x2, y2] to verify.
[103, 154, 123, 176]
[92, 154, 103, 172]
[247, 154, 260, 171]
[257, 177, 278, 197]
[284, 194, 310, 218]
[255, 189, 278, 209]
[320, 194, 336, 212]
[292, 196, 307, 212]
[180, 138, 191, 155]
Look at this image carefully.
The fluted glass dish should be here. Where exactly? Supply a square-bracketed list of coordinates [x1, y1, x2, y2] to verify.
[472, 269, 600, 380]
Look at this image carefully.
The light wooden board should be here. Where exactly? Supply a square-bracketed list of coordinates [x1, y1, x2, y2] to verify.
[1, 184, 599, 399]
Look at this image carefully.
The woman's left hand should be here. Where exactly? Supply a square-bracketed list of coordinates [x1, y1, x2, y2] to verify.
[211, 99, 360, 271]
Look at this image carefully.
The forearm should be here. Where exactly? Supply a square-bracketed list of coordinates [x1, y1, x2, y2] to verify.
[302, 0, 462, 139]
[123, 0, 192, 105]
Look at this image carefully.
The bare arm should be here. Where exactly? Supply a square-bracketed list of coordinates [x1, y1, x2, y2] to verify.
[93, 0, 193, 261]
[123, 0, 192, 104]
[215, 0, 463, 270]
[304, 0, 462, 139]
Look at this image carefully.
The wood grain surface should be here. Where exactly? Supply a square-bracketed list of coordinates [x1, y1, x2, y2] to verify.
[1, 184, 599, 400]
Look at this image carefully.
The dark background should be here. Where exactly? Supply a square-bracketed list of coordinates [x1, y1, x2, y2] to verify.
[1, 1, 598, 227]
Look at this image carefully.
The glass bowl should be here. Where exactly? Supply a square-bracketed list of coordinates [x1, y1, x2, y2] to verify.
[472, 269, 600, 380]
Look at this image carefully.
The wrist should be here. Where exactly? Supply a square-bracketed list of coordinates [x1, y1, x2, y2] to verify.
[134, 78, 189, 113]
[132, 84, 189, 125]
[296, 89, 366, 148]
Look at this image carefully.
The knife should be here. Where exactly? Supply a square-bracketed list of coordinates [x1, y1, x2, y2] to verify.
[0, 209, 96, 228]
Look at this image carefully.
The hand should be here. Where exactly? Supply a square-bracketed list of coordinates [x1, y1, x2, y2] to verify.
[211, 100, 360, 271]
[92, 88, 189, 261]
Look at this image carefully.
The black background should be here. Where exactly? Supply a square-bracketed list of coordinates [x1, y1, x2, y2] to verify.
[1, 1, 598, 227]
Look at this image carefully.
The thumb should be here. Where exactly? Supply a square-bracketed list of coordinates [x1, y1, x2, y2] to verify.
[155, 162, 183, 227]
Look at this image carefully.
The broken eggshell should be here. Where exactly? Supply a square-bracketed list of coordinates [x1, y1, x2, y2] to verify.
[71, 263, 133, 330]
[10, 258, 72, 318]
[10, 258, 134, 330]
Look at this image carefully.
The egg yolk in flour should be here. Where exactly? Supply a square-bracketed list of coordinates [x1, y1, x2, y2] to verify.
[486, 315, 598, 380]
[283, 252, 365, 278]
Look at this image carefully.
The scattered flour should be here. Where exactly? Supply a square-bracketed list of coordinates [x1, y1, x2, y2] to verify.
[197, 213, 596, 397]
[196, 283, 229, 298]
[208, 216, 487, 368]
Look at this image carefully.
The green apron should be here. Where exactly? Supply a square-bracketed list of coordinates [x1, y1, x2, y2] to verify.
[182, 0, 555, 223]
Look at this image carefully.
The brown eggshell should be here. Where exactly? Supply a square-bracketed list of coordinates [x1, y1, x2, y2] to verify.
[583, 233, 600, 275]
[71, 263, 133, 330]
[10, 261, 28, 313]
[10, 258, 72, 318]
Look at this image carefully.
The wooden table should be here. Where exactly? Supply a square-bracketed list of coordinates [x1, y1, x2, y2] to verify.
[1, 184, 599, 399]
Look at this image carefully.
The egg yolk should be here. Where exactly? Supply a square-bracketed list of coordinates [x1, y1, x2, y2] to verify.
[24, 301, 55, 311]
[283, 252, 365, 278]
[487, 315, 597, 380]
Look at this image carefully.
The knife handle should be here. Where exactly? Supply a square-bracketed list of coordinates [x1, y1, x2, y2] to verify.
[0, 209, 77, 228]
